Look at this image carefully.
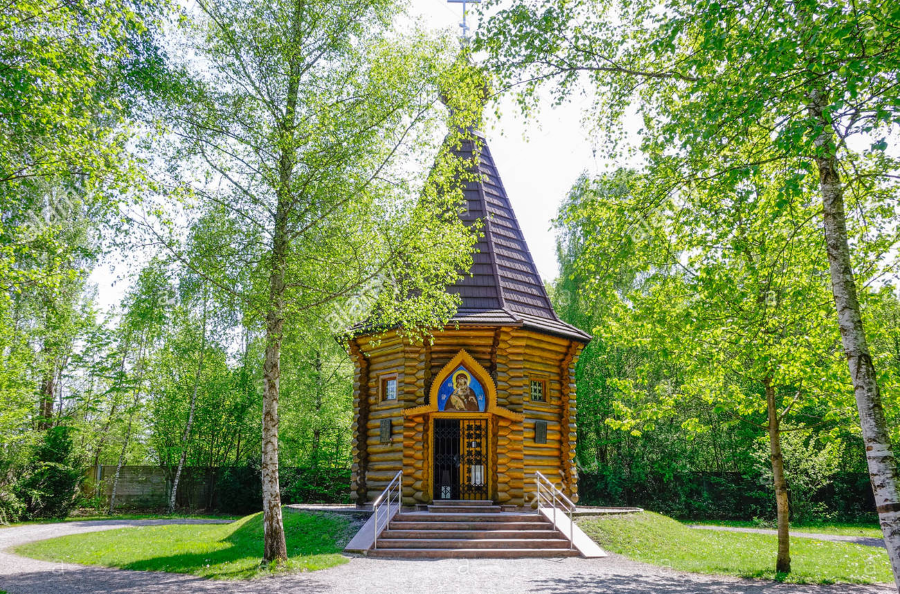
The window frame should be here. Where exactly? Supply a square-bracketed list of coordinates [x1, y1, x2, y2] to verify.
[529, 378, 547, 403]
[380, 373, 399, 403]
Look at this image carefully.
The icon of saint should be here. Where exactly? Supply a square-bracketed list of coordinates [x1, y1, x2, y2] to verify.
[447, 370, 480, 412]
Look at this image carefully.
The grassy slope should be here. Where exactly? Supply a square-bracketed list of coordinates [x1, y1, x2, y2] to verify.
[14, 510, 353, 580]
[684, 519, 882, 539]
[2, 513, 240, 529]
[580, 512, 892, 585]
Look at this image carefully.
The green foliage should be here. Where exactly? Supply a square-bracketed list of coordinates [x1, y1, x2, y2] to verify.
[552, 166, 888, 524]
[580, 512, 892, 584]
[14, 510, 352, 579]
[481, 0, 900, 539]
[755, 431, 841, 524]
[579, 466, 876, 523]
[215, 464, 351, 515]
[139, 0, 484, 337]
[215, 466, 263, 516]
[18, 427, 83, 519]
[478, 0, 900, 168]
[281, 468, 351, 505]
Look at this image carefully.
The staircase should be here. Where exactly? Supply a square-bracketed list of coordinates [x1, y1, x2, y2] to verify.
[368, 500, 579, 558]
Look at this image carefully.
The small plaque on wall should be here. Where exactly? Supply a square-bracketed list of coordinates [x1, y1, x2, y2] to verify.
[535, 420, 548, 444]
[380, 419, 391, 443]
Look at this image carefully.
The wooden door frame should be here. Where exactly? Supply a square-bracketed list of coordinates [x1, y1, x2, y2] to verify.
[428, 412, 493, 502]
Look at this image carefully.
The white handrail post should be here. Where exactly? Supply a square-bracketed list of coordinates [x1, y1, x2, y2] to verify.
[553, 488, 557, 526]
[371, 470, 401, 553]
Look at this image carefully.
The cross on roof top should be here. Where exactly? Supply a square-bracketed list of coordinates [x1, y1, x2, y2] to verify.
[447, 0, 480, 41]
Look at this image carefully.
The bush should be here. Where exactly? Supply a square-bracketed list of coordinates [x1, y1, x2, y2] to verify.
[214, 463, 351, 514]
[578, 465, 875, 522]
[282, 467, 351, 504]
[215, 464, 263, 515]
[18, 426, 83, 519]
[0, 487, 25, 525]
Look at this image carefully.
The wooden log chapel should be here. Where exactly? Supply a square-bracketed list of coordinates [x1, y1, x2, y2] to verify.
[348, 132, 591, 510]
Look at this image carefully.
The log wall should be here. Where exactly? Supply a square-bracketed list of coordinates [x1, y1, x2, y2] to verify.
[350, 326, 583, 507]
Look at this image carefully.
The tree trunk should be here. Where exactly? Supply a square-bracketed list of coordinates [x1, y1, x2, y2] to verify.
[809, 89, 900, 589]
[765, 378, 791, 574]
[92, 343, 129, 499]
[258, 0, 306, 563]
[261, 196, 289, 563]
[109, 340, 147, 514]
[169, 293, 208, 514]
[311, 351, 322, 468]
[262, 264, 287, 563]
[108, 413, 132, 515]
[37, 371, 55, 430]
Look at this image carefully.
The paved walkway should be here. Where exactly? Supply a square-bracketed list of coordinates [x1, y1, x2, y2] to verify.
[691, 525, 885, 549]
[0, 520, 892, 594]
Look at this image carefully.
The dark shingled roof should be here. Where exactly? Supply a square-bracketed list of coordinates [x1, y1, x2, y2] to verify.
[446, 133, 591, 344]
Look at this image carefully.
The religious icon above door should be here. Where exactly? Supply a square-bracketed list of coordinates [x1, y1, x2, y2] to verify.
[436, 365, 486, 412]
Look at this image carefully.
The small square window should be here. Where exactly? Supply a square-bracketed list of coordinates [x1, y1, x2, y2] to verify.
[381, 376, 397, 401]
[530, 379, 545, 402]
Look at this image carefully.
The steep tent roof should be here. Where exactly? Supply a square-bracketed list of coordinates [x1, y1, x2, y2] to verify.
[447, 133, 591, 343]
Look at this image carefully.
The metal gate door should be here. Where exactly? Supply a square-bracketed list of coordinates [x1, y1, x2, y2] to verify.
[433, 418, 488, 500]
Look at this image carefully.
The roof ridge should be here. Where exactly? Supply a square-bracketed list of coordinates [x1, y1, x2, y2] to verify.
[477, 141, 562, 323]
[473, 139, 515, 319]
[442, 134, 590, 342]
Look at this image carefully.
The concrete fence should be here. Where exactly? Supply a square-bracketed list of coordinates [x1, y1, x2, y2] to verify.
[81, 465, 353, 511]
[82, 466, 222, 510]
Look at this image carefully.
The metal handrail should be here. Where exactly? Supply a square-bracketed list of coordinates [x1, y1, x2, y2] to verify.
[372, 470, 402, 550]
[534, 470, 575, 550]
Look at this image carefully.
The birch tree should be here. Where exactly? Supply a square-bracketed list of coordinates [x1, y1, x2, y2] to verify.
[139, 0, 483, 562]
[480, 0, 900, 583]
[556, 165, 860, 574]
[168, 285, 207, 514]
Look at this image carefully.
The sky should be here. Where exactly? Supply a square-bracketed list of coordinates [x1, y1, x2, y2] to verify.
[89, 0, 604, 313]
[415, 0, 600, 283]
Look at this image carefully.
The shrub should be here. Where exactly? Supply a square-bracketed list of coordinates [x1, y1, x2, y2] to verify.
[215, 463, 262, 515]
[214, 463, 351, 514]
[282, 467, 351, 504]
[18, 426, 83, 519]
[578, 464, 875, 522]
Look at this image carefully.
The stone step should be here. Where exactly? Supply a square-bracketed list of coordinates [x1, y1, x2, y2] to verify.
[427, 505, 503, 513]
[429, 500, 495, 506]
[368, 548, 580, 559]
[381, 529, 562, 540]
[394, 512, 540, 523]
[376, 538, 572, 550]
[389, 521, 552, 531]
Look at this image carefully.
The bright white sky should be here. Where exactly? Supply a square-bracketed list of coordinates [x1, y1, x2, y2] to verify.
[414, 0, 602, 284]
[89, 0, 607, 313]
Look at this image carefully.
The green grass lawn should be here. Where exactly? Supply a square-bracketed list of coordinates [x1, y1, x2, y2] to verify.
[580, 512, 891, 585]
[14, 509, 353, 579]
[2, 512, 239, 528]
[685, 519, 882, 539]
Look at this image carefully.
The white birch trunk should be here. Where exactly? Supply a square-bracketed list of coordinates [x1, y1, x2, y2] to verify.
[108, 339, 146, 514]
[168, 293, 208, 514]
[809, 88, 900, 589]
[261, 197, 288, 563]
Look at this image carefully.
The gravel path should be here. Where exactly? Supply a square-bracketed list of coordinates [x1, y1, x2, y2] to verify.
[690, 525, 886, 549]
[0, 520, 892, 594]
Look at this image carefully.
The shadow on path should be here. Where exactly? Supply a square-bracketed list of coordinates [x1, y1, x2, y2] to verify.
[528, 571, 891, 594]
[0, 566, 327, 594]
